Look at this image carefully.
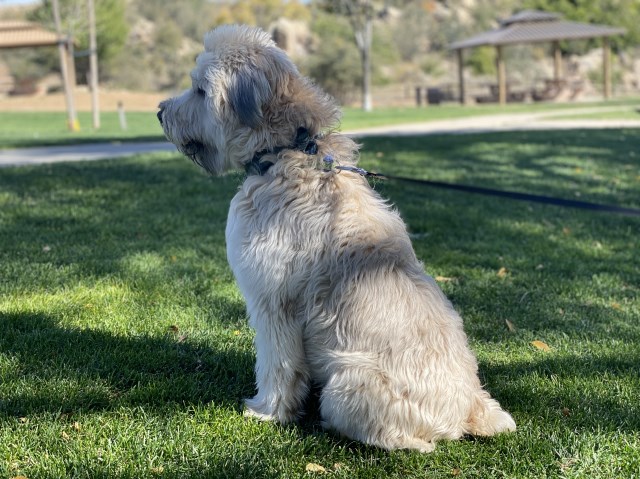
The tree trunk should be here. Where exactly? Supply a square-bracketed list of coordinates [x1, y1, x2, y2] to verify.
[360, 17, 372, 112]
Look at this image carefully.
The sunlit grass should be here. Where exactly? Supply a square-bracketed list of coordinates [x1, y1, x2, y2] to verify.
[1, 129, 639, 478]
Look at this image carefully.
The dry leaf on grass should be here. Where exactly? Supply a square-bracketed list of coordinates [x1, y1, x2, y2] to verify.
[505, 319, 517, 332]
[435, 276, 456, 283]
[451, 468, 462, 476]
[497, 267, 508, 277]
[531, 340, 551, 351]
[305, 463, 327, 473]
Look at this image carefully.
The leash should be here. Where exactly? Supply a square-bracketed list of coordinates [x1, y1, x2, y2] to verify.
[323, 157, 640, 217]
[383, 174, 640, 218]
[245, 131, 640, 217]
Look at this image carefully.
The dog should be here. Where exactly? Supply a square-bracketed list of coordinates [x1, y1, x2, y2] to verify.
[157, 24, 516, 452]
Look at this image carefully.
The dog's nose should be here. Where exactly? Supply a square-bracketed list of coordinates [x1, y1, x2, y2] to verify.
[157, 108, 164, 126]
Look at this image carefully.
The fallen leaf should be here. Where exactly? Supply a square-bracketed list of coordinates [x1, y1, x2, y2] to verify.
[451, 468, 461, 476]
[18, 417, 28, 424]
[233, 330, 241, 336]
[333, 463, 346, 471]
[168, 325, 179, 333]
[72, 421, 81, 432]
[177, 334, 188, 343]
[435, 276, 455, 283]
[497, 267, 508, 277]
[150, 466, 164, 475]
[61, 431, 70, 440]
[42, 245, 51, 252]
[305, 463, 326, 473]
[505, 319, 517, 332]
[170, 255, 177, 262]
[562, 407, 571, 417]
[562, 227, 571, 235]
[531, 340, 551, 351]
[611, 302, 622, 311]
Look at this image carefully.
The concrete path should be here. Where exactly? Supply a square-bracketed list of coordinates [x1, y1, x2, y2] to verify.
[1, 107, 639, 168]
[0, 141, 176, 168]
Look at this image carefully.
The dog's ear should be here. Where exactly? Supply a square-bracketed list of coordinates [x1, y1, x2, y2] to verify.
[228, 66, 272, 129]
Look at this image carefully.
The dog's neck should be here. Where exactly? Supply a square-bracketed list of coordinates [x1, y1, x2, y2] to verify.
[245, 127, 319, 176]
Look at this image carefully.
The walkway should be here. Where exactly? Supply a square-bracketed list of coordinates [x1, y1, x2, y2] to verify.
[1, 108, 639, 168]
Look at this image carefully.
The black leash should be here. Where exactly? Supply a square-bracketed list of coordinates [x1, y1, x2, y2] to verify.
[383, 174, 640, 218]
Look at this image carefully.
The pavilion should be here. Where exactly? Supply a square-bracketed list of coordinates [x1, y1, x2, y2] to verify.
[450, 10, 626, 105]
[0, 21, 78, 129]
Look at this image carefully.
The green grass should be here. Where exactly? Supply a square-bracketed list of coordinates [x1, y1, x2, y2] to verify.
[1, 129, 639, 478]
[339, 98, 640, 130]
[0, 111, 165, 148]
[2, 98, 640, 149]
[548, 108, 640, 121]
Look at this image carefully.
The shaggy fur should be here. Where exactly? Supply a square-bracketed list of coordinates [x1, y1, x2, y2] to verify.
[158, 24, 516, 452]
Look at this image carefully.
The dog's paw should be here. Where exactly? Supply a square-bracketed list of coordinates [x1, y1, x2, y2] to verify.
[243, 397, 278, 422]
[244, 407, 278, 422]
[243, 396, 301, 423]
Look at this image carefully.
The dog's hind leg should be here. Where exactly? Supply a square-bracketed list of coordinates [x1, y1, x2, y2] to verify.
[244, 311, 310, 424]
[465, 391, 516, 437]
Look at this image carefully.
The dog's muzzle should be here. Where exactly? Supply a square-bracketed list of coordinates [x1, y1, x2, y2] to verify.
[183, 140, 205, 159]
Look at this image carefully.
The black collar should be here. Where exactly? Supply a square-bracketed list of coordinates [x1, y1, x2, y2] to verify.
[245, 127, 319, 176]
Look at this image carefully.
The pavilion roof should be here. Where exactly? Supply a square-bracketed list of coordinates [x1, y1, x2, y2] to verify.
[0, 21, 64, 49]
[450, 10, 625, 50]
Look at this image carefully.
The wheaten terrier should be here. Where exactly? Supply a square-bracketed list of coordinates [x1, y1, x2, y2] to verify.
[158, 24, 516, 452]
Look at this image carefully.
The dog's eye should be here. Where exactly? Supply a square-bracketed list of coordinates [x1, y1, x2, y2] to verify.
[195, 87, 206, 96]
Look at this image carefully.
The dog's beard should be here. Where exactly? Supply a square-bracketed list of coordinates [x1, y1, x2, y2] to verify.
[179, 140, 220, 175]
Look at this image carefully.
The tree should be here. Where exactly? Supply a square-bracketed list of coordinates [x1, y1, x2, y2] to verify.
[322, 0, 379, 111]
[306, 12, 362, 104]
[522, 0, 640, 52]
[213, 0, 311, 29]
[29, 0, 128, 80]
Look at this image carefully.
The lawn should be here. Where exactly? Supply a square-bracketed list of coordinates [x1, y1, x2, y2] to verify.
[1, 128, 639, 478]
[1, 98, 639, 148]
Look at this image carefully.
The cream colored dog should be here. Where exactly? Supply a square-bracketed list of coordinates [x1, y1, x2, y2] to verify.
[158, 24, 515, 452]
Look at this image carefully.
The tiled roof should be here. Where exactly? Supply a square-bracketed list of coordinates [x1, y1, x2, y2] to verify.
[451, 10, 625, 50]
[0, 21, 65, 49]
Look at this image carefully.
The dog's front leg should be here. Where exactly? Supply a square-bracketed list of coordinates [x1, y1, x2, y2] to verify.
[244, 312, 310, 424]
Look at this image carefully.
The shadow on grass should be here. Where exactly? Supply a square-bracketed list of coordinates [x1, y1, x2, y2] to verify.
[482, 353, 640, 434]
[360, 128, 640, 208]
[0, 310, 255, 417]
[0, 138, 638, 440]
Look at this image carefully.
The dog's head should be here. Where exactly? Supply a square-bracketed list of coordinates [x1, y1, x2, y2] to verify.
[158, 24, 341, 175]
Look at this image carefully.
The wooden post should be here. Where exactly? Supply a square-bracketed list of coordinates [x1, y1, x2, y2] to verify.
[496, 45, 506, 105]
[117, 101, 127, 130]
[88, 0, 100, 129]
[52, 0, 79, 131]
[603, 37, 611, 100]
[456, 49, 466, 105]
[553, 41, 562, 82]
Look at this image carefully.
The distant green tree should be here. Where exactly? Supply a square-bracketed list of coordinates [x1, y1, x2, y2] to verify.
[305, 12, 362, 104]
[29, 0, 128, 77]
[522, 0, 639, 51]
